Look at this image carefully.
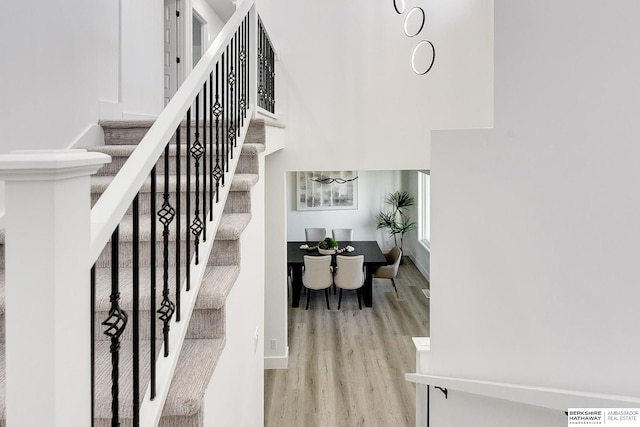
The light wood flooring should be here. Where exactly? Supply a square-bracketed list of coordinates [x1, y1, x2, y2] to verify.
[265, 258, 430, 427]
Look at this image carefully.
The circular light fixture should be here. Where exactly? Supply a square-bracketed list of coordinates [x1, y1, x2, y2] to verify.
[393, 0, 405, 14]
[411, 40, 436, 75]
[404, 7, 425, 37]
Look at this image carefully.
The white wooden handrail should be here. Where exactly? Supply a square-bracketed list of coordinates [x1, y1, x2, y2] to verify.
[89, 0, 255, 263]
[405, 373, 640, 411]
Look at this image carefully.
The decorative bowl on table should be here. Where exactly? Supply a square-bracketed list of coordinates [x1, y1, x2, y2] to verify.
[317, 237, 338, 255]
[318, 247, 336, 255]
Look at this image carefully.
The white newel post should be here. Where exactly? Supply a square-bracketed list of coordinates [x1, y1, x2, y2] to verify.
[413, 337, 431, 427]
[0, 150, 110, 427]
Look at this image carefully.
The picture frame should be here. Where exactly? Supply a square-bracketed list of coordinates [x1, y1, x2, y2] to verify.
[296, 171, 358, 211]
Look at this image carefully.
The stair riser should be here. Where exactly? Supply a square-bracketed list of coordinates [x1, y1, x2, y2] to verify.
[95, 239, 240, 268]
[91, 188, 238, 217]
[93, 307, 222, 341]
[237, 153, 259, 174]
[103, 124, 246, 146]
[96, 149, 239, 178]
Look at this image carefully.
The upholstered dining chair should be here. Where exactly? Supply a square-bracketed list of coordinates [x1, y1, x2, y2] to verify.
[373, 246, 402, 297]
[333, 255, 365, 309]
[332, 228, 353, 241]
[305, 228, 326, 244]
[302, 255, 333, 309]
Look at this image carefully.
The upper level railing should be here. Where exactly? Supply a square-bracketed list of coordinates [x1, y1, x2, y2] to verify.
[405, 338, 640, 426]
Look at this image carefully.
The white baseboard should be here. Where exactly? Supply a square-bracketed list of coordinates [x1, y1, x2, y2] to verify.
[264, 346, 289, 370]
[68, 124, 105, 149]
[406, 250, 430, 282]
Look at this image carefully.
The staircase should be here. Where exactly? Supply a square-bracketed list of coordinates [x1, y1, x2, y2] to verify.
[0, 118, 266, 426]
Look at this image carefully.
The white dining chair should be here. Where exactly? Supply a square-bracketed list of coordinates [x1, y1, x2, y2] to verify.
[305, 228, 327, 244]
[332, 228, 353, 241]
[333, 255, 365, 309]
[302, 255, 333, 309]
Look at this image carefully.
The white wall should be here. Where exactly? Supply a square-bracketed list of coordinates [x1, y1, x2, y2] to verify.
[430, 0, 640, 424]
[261, 0, 493, 368]
[0, 1, 119, 154]
[204, 151, 265, 426]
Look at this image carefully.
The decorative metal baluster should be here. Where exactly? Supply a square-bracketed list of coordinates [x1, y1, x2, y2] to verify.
[229, 37, 236, 157]
[191, 95, 204, 265]
[258, 18, 265, 110]
[247, 13, 251, 110]
[102, 227, 128, 427]
[175, 126, 182, 309]
[270, 38, 276, 112]
[224, 47, 230, 174]
[239, 22, 246, 129]
[235, 30, 241, 140]
[209, 71, 215, 216]
[245, 16, 248, 118]
[149, 166, 157, 399]
[212, 62, 223, 204]
[157, 144, 176, 357]
[202, 82, 207, 242]
[132, 194, 140, 427]
[186, 110, 192, 293]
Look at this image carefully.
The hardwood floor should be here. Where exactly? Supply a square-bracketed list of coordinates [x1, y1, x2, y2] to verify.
[265, 258, 430, 427]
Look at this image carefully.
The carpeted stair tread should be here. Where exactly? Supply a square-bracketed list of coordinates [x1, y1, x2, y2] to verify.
[109, 212, 250, 243]
[241, 142, 265, 155]
[100, 120, 157, 129]
[214, 213, 251, 240]
[93, 338, 162, 421]
[93, 265, 239, 312]
[91, 172, 257, 195]
[194, 266, 240, 310]
[230, 174, 259, 191]
[160, 338, 226, 418]
[94, 338, 224, 422]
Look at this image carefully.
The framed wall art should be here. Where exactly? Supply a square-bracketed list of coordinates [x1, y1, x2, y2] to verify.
[296, 171, 358, 211]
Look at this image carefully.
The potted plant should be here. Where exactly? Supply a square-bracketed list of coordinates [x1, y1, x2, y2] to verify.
[318, 237, 338, 254]
[376, 191, 416, 257]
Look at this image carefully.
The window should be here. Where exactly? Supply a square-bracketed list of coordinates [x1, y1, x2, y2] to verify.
[418, 171, 430, 249]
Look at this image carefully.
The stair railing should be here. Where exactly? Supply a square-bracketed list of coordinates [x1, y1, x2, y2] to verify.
[0, 2, 277, 426]
[405, 338, 640, 426]
[87, 1, 273, 425]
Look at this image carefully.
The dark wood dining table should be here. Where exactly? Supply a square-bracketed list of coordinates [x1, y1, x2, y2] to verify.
[287, 241, 388, 308]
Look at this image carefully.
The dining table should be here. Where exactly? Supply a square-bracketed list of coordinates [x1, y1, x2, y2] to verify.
[287, 240, 388, 308]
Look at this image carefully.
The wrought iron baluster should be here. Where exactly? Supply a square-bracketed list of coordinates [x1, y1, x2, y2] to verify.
[150, 166, 157, 399]
[239, 21, 246, 128]
[103, 227, 128, 427]
[175, 125, 182, 310]
[235, 30, 241, 140]
[157, 144, 176, 356]
[229, 37, 236, 157]
[209, 71, 215, 216]
[132, 194, 140, 427]
[258, 19, 264, 110]
[212, 62, 223, 203]
[186, 110, 192, 293]
[202, 83, 207, 242]
[224, 47, 230, 174]
[191, 95, 204, 265]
